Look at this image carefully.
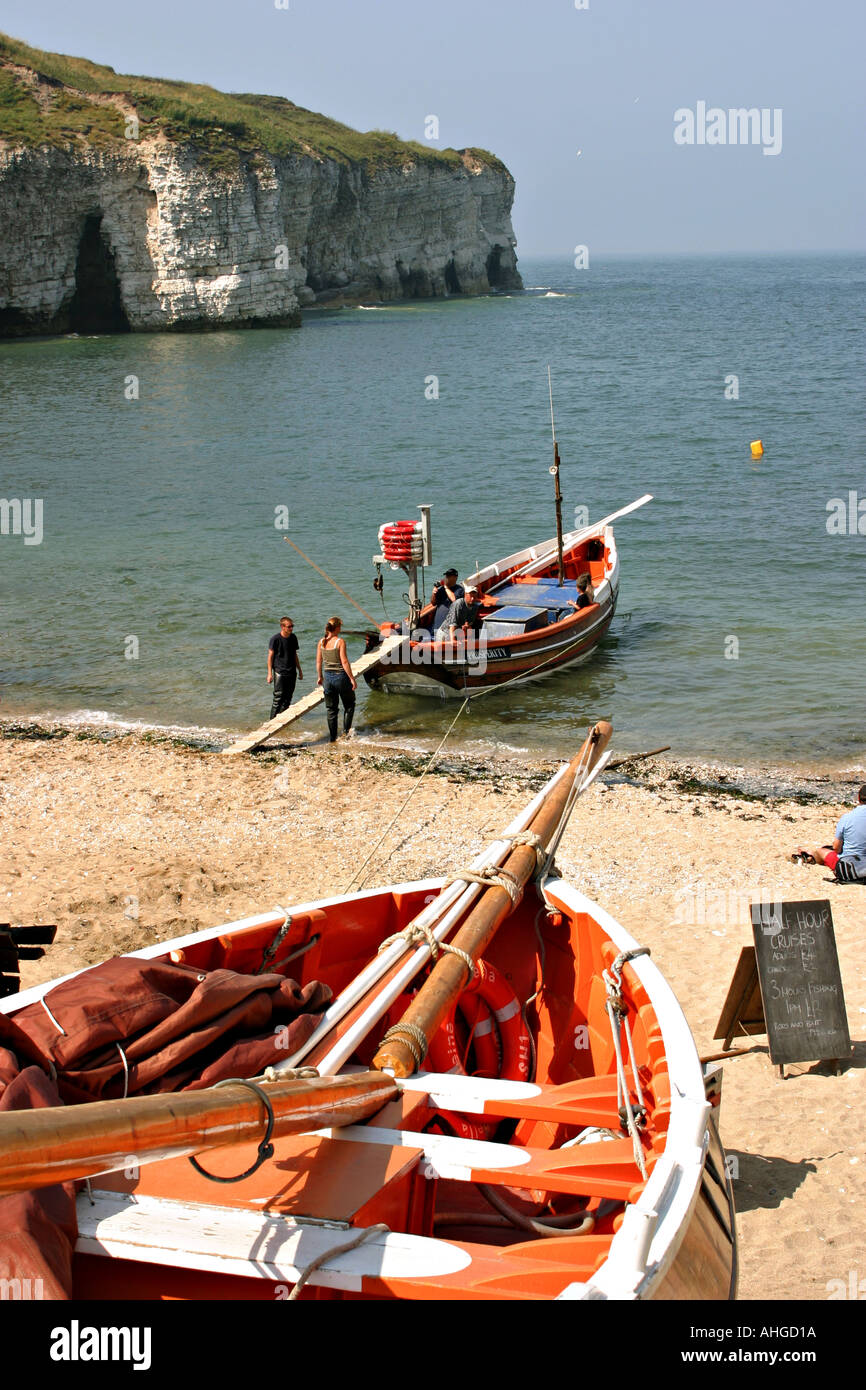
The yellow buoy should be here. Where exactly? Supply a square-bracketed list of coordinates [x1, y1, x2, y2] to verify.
[750, 439, 764, 458]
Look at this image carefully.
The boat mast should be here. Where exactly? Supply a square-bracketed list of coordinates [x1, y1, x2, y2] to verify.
[548, 365, 565, 586]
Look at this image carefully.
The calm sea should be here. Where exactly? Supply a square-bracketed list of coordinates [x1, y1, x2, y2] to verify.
[1, 254, 864, 771]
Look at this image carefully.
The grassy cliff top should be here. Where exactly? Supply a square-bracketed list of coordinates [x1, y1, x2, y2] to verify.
[0, 32, 507, 174]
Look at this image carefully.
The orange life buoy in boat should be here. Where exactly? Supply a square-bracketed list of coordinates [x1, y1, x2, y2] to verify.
[427, 959, 532, 1142]
[426, 992, 500, 1081]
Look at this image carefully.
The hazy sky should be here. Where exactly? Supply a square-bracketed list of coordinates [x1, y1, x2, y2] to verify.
[2, 0, 863, 256]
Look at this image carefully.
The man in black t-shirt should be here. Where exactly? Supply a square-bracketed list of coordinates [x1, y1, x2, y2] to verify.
[431, 568, 465, 630]
[267, 616, 303, 719]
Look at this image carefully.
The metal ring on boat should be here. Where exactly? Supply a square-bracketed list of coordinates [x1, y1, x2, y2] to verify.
[187, 1078, 276, 1184]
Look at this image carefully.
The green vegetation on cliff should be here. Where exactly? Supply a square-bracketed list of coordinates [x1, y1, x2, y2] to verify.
[0, 32, 507, 175]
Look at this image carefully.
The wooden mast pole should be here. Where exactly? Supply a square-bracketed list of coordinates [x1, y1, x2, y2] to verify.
[372, 722, 612, 1079]
[0, 1071, 397, 1197]
[549, 365, 565, 587]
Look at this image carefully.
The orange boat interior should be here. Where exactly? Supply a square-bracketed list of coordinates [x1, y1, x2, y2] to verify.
[410, 536, 611, 638]
[72, 884, 671, 1301]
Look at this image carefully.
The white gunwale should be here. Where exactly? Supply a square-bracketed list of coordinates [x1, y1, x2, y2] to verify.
[542, 879, 710, 1301]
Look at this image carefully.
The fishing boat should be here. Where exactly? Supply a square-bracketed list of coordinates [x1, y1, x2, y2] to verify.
[362, 374, 652, 698]
[0, 726, 736, 1301]
[364, 497, 651, 697]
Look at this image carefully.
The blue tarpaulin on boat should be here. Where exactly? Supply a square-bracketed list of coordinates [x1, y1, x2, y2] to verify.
[488, 582, 578, 610]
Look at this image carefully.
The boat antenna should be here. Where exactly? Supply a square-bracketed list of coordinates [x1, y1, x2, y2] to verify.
[548, 365, 565, 586]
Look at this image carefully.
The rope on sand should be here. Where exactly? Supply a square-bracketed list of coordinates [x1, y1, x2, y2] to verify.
[345, 617, 616, 892]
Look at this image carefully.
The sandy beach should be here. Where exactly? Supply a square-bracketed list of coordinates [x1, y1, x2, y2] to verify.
[2, 721, 863, 1302]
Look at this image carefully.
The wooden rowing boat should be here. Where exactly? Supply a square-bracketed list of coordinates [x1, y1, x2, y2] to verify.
[364, 497, 651, 698]
[0, 729, 736, 1301]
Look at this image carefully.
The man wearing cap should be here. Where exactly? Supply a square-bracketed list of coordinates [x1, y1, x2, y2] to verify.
[431, 569, 464, 631]
[442, 586, 483, 640]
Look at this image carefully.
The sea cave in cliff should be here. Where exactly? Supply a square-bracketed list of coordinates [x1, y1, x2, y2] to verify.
[68, 213, 131, 335]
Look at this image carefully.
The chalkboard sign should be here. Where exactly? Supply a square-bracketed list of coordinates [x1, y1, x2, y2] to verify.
[750, 899, 851, 1067]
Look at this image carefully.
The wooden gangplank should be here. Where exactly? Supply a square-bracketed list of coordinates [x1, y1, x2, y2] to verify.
[222, 634, 404, 756]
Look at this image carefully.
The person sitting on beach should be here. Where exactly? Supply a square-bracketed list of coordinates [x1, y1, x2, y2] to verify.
[316, 616, 357, 743]
[441, 586, 483, 639]
[566, 574, 595, 611]
[267, 616, 303, 719]
[793, 785, 866, 883]
[431, 569, 465, 630]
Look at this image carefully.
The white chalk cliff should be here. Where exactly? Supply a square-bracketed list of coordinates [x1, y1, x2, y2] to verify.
[0, 39, 521, 335]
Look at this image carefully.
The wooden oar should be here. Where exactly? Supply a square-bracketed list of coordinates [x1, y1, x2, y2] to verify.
[372, 723, 613, 1078]
[606, 745, 671, 771]
[0, 1070, 397, 1198]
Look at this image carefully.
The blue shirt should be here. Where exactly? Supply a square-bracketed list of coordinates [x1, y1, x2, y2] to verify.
[835, 805, 866, 868]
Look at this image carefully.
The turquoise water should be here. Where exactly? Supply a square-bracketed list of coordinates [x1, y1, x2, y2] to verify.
[1, 254, 864, 768]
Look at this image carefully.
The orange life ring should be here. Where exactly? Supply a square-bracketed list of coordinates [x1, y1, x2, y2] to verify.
[427, 959, 532, 1141]
[426, 992, 500, 1081]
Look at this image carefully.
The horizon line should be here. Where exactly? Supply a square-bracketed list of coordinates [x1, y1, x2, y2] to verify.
[515, 247, 866, 260]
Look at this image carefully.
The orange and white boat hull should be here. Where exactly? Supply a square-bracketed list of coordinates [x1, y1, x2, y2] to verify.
[2, 865, 736, 1301]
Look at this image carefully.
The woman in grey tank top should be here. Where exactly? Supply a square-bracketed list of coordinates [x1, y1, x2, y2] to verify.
[316, 616, 357, 742]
